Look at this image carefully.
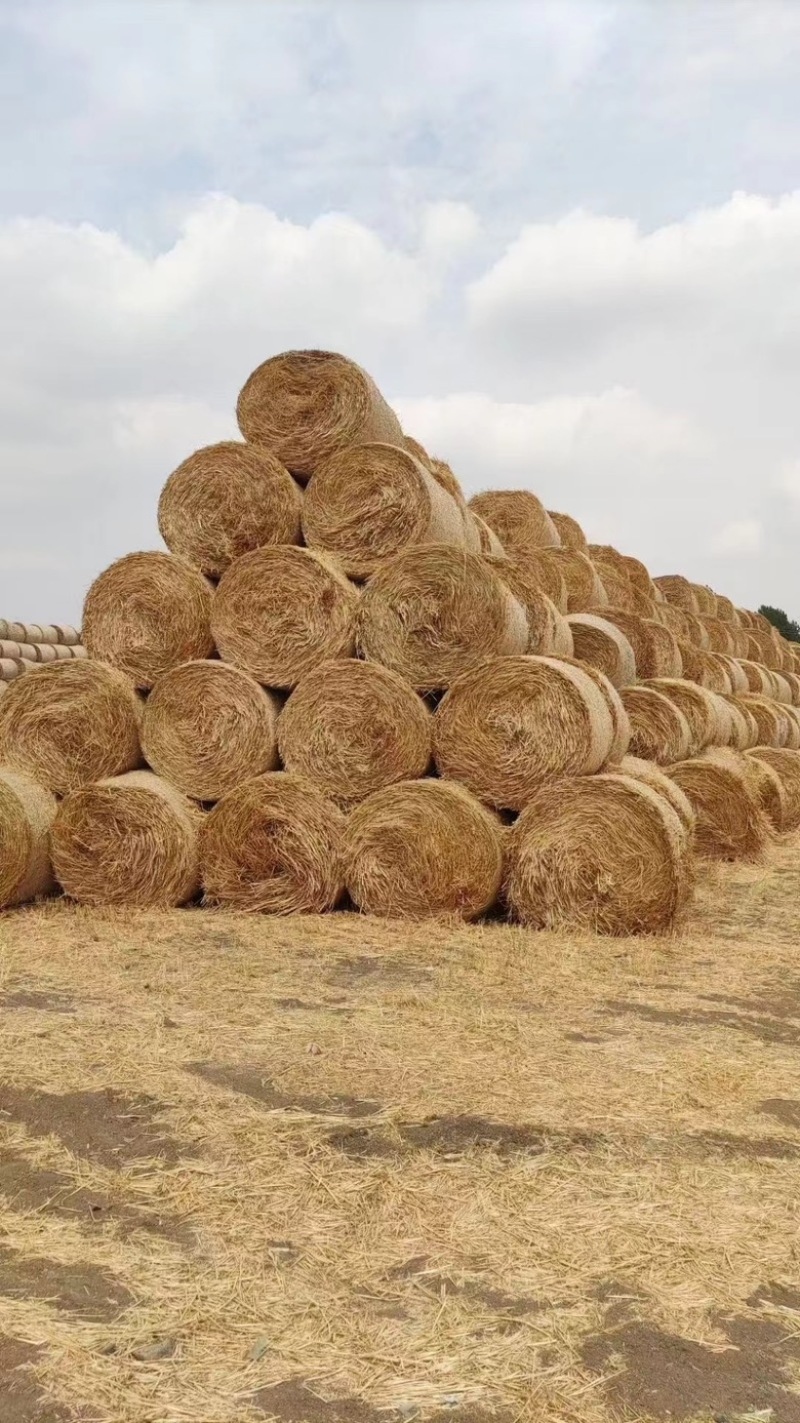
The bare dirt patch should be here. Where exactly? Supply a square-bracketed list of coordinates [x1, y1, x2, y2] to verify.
[760, 1097, 800, 1129]
[0, 1086, 190, 1169]
[0, 1243, 132, 1321]
[325, 955, 434, 988]
[187, 1063, 381, 1118]
[604, 997, 800, 1047]
[0, 1335, 81, 1423]
[582, 1315, 800, 1421]
[397, 1113, 604, 1156]
[685, 1129, 800, 1160]
[747, 1280, 800, 1309]
[1, 989, 76, 1013]
[250, 1381, 386, 1423]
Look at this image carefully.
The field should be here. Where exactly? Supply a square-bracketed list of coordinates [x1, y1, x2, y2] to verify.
[2, 850, 800, 1423]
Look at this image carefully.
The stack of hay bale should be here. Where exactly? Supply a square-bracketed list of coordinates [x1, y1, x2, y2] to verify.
[0, 622, 85, 689]
[1, 349, 798, 935]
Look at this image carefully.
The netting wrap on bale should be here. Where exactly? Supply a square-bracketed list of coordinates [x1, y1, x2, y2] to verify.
[212, 546, 359, 689]
[666, 759, 771, 861]
[355, 545, 529, 693]
[433, 654, 614, 810]
[0, 769, 57, 909]
[200, 772, 345, 914]
[158, 441, 303, 577]
[278, 659, 431, 809]
[343, 779, 503, 921]
[0, 660, 142, 795]
[302, 442, 466, 578]
[504, 773, 691, 934]
[142, 661, 280, 802]
[468, 490, 560, 552]
[83, 552, 214, 689]
[52, 771, 201, 907]
[236, 349, 403, 479]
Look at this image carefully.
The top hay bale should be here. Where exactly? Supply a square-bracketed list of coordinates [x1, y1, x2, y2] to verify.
[236, 349, 402, 480]
[547, 511, 588, 552]
[654, 574, 700, 613]
[83, 552, 214, 689]
[302, 443, 467, 578]
[158, 441, 303, 577]
[468, 491, 560, 552]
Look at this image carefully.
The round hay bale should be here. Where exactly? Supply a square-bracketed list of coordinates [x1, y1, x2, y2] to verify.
[34, 645, 58, 665]
[403, 435, 433, 470]
[642, 679, 720, 753]
[1, 659, 25, 682]
[715, 593, 737, 624]
[747, 629, 782, 670]
[739, 694, 786, 748]
[699, 617, 735, 654]
[0, 661, 142, 795]
[470, 512, 506, 557]
[0, 619, 7, 639]
[484, 549, 568, 615]
[212, 546, 359, 689]
[158, 440, 303, 577]
[0, 641, 20, 660]
[691, 584, 717, 616]
[702, 748, 786, 832]
[620, 554, 657, 600]
[0, 769, 57, 908]
[37, 626, 59, 646]
[302, 443, 466, 578]
[535, 548, 607, 613]
[484, 554, 572, 654]
[642, 619, 683, 678]
[278, 659, 431, 808]
[83, 552, 214, 690]
[200, 772, 345, 914]
[565, 614, 636, 688]
[589, 558, 634, 613]
[719, 693, 759, 749]
[52, 645, 73, 662]
[666, 759, 769, 860]
[557, 657, 630, 764]
[782, 708, 800, 751]
[654, 575, 700, 614]
[737, 659, 774, 695]
[15, 644, 38, 663]
[52, 625, 81, 646]
[433, 654, 614, 810]
[653, 602, 689, 638]
[505, 773, 690, 934]
[616, 755, 695, 835]
[142, 661, 280, 802]
[468, 490, 560, 552]
[715, 656, 748, 695]
[677, 643, 732, 694]
[343, 779, 502, 921]
[236, 350, 402, 480]
[52, 771, 200, 907]
[748, 748, 800, 831]
[7, 622, 26, 642]
[772, 672, 793, 706]
[679, 612, 712, 649]
[71, 646, 88, 661]
[619, 686, 691, 766]
[547, 511, 588, 553]
[782, 670, 800, 707]
[355, 545, 528, 693]
[428, 458, 466, 504]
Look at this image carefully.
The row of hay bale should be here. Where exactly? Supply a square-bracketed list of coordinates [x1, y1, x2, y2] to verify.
[0, 621, 85, 688]
[1, 348, 799, 934]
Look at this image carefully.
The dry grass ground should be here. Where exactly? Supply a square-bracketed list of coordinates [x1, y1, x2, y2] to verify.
[2, 845, 800, 1422]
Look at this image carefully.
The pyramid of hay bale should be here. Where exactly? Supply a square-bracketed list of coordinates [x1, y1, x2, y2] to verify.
[2, 346, 800, 933]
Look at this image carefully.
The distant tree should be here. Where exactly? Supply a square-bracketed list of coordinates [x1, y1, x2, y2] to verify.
[759, 605, 800, 643]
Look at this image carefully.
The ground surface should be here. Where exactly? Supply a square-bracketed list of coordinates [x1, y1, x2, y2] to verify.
[1, 849, 800, 1423]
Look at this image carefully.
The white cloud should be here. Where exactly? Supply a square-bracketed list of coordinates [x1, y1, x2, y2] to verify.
[711, 519, 764, 555]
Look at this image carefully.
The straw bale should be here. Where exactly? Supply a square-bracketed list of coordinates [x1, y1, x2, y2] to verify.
[782, 670, 800, 706]
[547, 510, 588, 552]
[534, 548, 607, 613]
[771, 671, 793, 705]
[469, 512, 505, 556]
[653, 602, 689, 638]
[52, 771, 200, 907]
[701, 747, 786, 832]
[15, 643, 37, 662]
[158, 440, 303, 577]
[0, 659, 25, 682]
[782, 707, 800, 750]
[302, 442, 466, 578]
[691, 584, 718, 616]
[482, 554, 571, 653]
[83, 551, 214, 689]
[355, 545, 528, 693]
[619, 554, 658, 600]
[0, 618, 7, 638]
[642, 678, 720, 753]
[200, 771, 345, 913]
[343, 779, 502, 920]
[677, 642, 733, 694]
[428, 457, 465, 503]
[505, 772, 690, 934]
[616, 755, 695, 833]
[565, 614, 637, 688]
[484, 548, 567, 614]
[729, 626, 752, 657]
[467, 490, 560, 551]
[557, 657, 630, 763]
[737, 659, 775, 695]
[737, 608, 757, 628]
[738, 694, 786, 748]
[0, 661, 142, 794]
[34, 644, 58, 664]
[433, 654, 614, 810]
[716, 655, 748, 694]
[586, 545, 629, 581]
[52, 644, 73, 661]
[403, 435, 433, 469]
[278, 659, 432, 808]
[619, 686, 692, 766]
[142, 661, 280, 802]
[699, 616, 736, 653]
[37, 625, 59, 645]
[0, 640, 20, 659]
[236, 349, 402, 479]
[667, 757, 770, 860]
[71, 646, 88, 660]
[654, 574, 700, 613]
[680, 611, 712, 648]
[715, 592, 737, 623]
[212, 546, 359, 689]
[52, 624, 81, 646]
[588, 558, 636, 613]
[719, 693, 759, 749]
[748, 747, 800, 831]
[0, 768, 56, 908]
[7, 622, 26, 641]
[747, 628, 783, 669]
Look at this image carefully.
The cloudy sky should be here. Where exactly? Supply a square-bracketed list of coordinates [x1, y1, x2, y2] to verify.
[3, 0, 800, 623]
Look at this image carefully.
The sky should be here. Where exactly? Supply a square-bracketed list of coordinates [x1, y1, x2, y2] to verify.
[3, 0, 800, 622]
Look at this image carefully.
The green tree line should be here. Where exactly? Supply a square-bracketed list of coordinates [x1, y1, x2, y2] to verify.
[759, 605, 800, 643]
